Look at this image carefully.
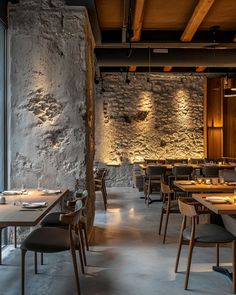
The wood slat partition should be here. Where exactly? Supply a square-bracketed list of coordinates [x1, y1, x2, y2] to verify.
[223, 96, 236, 158]
[205, 77, 223, 159]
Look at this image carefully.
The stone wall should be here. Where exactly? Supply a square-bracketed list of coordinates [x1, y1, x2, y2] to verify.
[8, 0, 95, 239]
[95, 73, 204, 186]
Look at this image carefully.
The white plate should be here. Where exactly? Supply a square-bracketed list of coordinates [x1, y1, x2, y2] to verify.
[227, 182, 236, 186]
[178, 181, 195, 185]
[206, 196, 228, 203]
[42, 189, 61, 194]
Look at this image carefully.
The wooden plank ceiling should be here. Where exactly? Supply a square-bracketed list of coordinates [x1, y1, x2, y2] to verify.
[94, 0, 236, 73]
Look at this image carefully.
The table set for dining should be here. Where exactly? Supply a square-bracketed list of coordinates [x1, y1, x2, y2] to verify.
[0, 189, 68, 227]
[171, 178, 236, 293]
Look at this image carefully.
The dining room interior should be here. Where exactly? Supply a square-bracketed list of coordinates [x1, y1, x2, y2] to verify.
[1, 0, 236, 294]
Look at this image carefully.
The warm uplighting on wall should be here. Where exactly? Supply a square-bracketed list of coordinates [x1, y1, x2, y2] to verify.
[176, 89, 190, 124]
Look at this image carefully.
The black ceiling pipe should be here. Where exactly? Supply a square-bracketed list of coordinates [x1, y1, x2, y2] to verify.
[95, 48, 236, 68]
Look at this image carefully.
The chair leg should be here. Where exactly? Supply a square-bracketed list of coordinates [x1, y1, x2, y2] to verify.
[41, 252, 44, 265]
[233, 240, 236, 293]
[14, 226, 17, 248]
[158, 209, 165, 235]
[184, 239, 194, 290]
[34, 252, 38, 274]
[102, 183, 108, 210]
[79, 226, 87, 266]
[70, 244, 81, 295]
[162, 212, 170, 244]
[83, 225, 89, 251]
[21, 249, 27, 295]
[175, 239, 183, 273]
[216, 243, 219, 267]
[101, 188, 107, 211]
[147, 181, 151, 206]
[0, 228, 2, 265]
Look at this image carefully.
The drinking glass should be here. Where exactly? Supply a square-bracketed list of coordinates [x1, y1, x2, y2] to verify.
[219, 177, 225, 184]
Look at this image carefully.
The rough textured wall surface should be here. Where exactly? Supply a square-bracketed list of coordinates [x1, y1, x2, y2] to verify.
[8, 0, 95, 239]
[95, 73, 204, 186]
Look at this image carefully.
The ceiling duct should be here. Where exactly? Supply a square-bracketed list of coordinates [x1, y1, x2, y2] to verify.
[96, 48, 236, 67]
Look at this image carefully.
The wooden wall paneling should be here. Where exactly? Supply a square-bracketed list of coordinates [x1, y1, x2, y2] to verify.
[206, 77, 223, 158]
[223, 96, 236, 158]
[204, 77, 207, 157]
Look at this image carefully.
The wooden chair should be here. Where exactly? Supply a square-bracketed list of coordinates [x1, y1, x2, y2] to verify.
[169, 166, 193, 196]
[175, 197, 235, 291]
[68, 191, 89, 251]
[220, 169, 236, 182]
[20, 200, 83, 295]
[144, 166, 166, 205]
[94, 168, 108, 210]
[158, 182, 180, 243]
[40, 190, 89, 272]
[202, 165, 221, 177]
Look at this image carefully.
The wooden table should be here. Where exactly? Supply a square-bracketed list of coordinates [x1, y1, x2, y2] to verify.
[174, 180, 236, 193]
[192, 193, 236, 214]
[192, 192, 236, 290]
[139, 163, 202, 171]
[0, 189, 68, 227]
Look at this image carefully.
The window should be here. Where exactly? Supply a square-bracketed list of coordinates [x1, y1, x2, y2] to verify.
[0, 23, 6, 192]
[0, 20, 7, 247]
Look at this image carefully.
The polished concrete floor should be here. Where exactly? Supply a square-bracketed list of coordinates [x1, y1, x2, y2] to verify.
[0, 187, 234, 295]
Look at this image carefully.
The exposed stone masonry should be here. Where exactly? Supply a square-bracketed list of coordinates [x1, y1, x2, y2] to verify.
[8, 0, 95, 240]
[95, 73, 204, 186]
[27, 88, 63, 123]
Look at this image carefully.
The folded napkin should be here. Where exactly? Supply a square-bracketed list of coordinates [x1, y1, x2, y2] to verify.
[22, 202, 47, 206]
[3, 190, 23, 195]
[227, 182, 236, 185]
[42, 189, 61, 194]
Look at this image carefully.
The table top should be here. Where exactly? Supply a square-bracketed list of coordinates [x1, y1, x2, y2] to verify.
[139, 163, 235, 171]
[174, 180, 236, 192]
[192, 193, 236, 214]
[139, 163, 202, 170]
[0, 189, 68, 227]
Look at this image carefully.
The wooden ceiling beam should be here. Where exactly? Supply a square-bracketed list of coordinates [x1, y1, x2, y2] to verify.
[129, 0, 146, 71]
[181, 0, 215, 42]
[163, 66, 173, 72]
[131, 0, 146, 42]
[196, 66, 207, 72]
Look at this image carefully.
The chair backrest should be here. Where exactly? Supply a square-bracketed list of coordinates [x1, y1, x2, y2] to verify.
[219, 169, 236, 182]
[165, 159, 188, 164]
[60, 199, 83, 227]
[161, 182, 172, 194]
[75, 190, 88, 209]
[202, 166, 220, 177]
[95, 168, 107, 179]
[145, 159, 165, 164]
[178, 198, 197, 218]
[189, 158, 205, 164]
[146, 166, 166, 176]
[172, 166, 193, 178]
